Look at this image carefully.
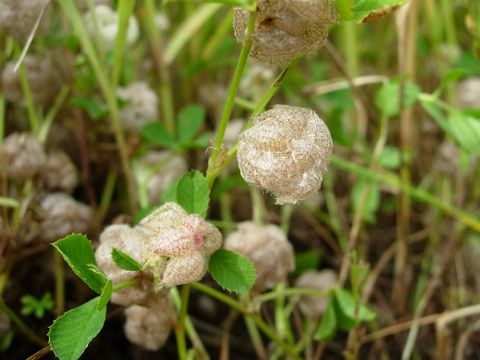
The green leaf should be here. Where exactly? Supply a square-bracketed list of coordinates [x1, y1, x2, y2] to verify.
[97, 280, 112, 310]
[208, 249, 256, 293]
[294, 250, 321, 276]
[177, 105, 206, 143]
[447, 111, 480, 156]
[351, 0, 408, 22]
[375, 81, 420, 118]
[48, 297, 106, 360]
[111, 248, 143, 271]
[52, 234, 107, 294]
[141, 122, 176, 148]
[315, 300, 337, 341]
[69, 96, 108, 120]
[379, 146, 401, 169]
[333, 288, 376, 326]
[176, 171, 210, 217]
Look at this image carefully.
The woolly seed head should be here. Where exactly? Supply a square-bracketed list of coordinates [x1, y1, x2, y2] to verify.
[117, 82, 159, 132]
[84, 4, 139, 50]
[1, 55, 63, 107]
[96, 224, 159, 306]
[139, 202, 222, 287]
[40, 150, 79, 193]
[237, 105, 333, 204]
[134, 151, 187, 204]
[224, 221, 294, 292]
[161, 251, 209, 287]
[0, 0, 51, 42]
[295, 270, 337, 318]
[0, 133, 46, 181]
[124, 297, 176, 351]
[455, 77, 480, 109]
[39, 193, 92, 242]
[233, 0, 336, 64]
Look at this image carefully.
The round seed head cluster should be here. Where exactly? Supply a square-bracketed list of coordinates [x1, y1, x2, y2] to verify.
[124, 297, 176, 351]
[233, 0, 337, 64]
[237, 105, 333, 204]
[1, 55, 62, 107]
[134, 151, 187, 204]
[96, 224, 159, 306]
[455, 77, 480, 109]
[40, 151, 79, 193]
[39, 193, 92, 242]
[140, 202, 222, 287]
[0, 133, 46, 181]
[117, 82, 159, 132]
[224, 221, 294, 292]
[84, 5, 139, 50]
[295, 270, 337, 318]
[0, 0, 51, 42]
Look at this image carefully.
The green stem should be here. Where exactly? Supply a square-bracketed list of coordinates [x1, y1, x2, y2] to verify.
[176, 284, 191, 360]
[330, 155, 480, 232]
[57, 0, 137, 211]
[206, 11, 256, 188]
[256, 287, 328, 304]
[143, 0, 176, 135]
[206, 58, 298, 186]
[112, 0, 135, 87]
[0, 96, 5, 144]
[18, 61, 40, 135]
[54, 252, 65, 316]
[191, 282, 300, 359]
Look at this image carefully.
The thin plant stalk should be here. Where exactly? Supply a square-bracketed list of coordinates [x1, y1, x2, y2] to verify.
[206, 11, 256, 188]
[57, 0, 137, 211]
[143, 0, 176, 135]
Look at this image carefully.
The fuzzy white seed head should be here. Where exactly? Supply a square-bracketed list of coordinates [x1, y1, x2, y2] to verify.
[117, 82, 159, 132]
[455, 77, 480, 109]
[0, 0, 51, 42]
[134, 151, 187, 204]
[233, 0, 336, 64]
[96, 224, 158, 306]
[124, 297, 176, 351]
[39, 193, 92, 242]
[84, 5, 139, 50]
[139, 202, 222, 287]
[295, 270, 337, 318]
[224, 222, 294, 292]
[40, 151, 79, 193]
[0, 133, 46, 181]
[1, 55, 62, 107]
[161, 250, 209, 287]
[237, 105, 332, 204]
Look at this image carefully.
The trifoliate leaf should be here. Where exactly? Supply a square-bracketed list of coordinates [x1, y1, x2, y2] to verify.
[208, 249, 256, 293]
[315, 300, 337, 341]
[176, 171, 210, 217]
[111, 248, 143, 271]
[141, 122, 176, 148]
[48, 297, 106, 360]
[177, 105, 206, 143]
[52, 234, 107, 294]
